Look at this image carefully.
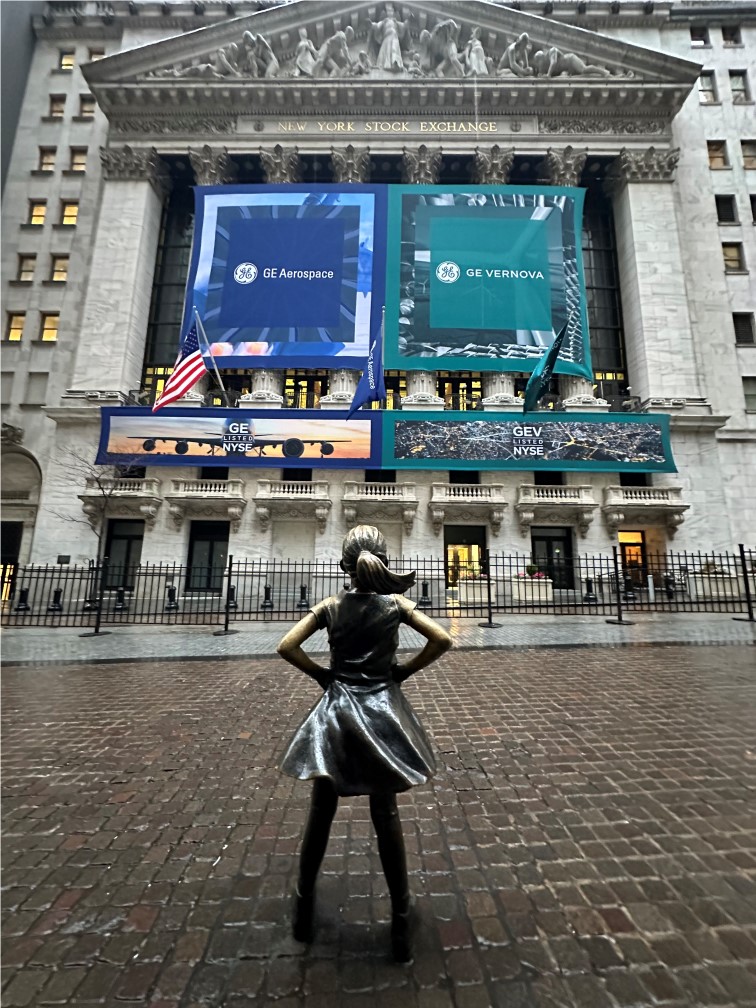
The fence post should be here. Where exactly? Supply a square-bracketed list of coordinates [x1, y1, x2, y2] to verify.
[80, 556, 110, 637]
[606, 546, 634, 626]
[734, 543, 755, 623]
[214, 554, 239, 636]
[478, 548, 501, 629]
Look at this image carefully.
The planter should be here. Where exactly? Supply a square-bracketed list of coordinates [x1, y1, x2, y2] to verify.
[457, 581, 496, 605]
[692, 572, 740, 601]
[510, 578, 554, 604]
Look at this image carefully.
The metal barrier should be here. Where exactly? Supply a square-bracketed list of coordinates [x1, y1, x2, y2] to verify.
[1, 546, 754, 628]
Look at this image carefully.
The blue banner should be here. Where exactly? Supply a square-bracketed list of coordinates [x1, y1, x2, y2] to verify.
[185, 185, 387, 369]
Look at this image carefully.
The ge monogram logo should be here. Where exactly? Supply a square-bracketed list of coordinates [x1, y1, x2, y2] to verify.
[435, 261, 461, 284]
[233, 262, 258, 284]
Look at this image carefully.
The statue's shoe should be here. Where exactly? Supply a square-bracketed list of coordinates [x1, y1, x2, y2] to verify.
[292, 887, 315, 943]
[390, 901, 413, 963]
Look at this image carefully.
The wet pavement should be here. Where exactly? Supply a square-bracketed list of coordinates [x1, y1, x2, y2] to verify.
[2, 643, 756, 1007]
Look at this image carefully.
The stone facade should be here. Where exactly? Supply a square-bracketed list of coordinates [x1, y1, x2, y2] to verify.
[1, 0, 755, 569]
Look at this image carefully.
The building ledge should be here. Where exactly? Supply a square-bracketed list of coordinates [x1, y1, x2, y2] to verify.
[79, 476, 163, 528]
[602, 485, 690, 536]
[254, 478, 331, 533]
[515, 484, 598, 537]
[343, 481, 418, 534]
[430, 483, 508, 536]
[165, 478, 246, 531]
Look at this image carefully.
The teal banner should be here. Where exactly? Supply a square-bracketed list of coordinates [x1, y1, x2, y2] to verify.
[384, 412, 676, 473]
[384, 186, 591, 380]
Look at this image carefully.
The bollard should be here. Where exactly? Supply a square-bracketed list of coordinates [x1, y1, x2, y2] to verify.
[417, 581, 431, 610]
[114, 587, 127, 611]
[225, 585, 238, 611]
[663, 574, 675, 601]
[297, 583, 309, 609]
[165, 584, 179, 612]
[582, 577, 598, 604]
[261, 583, 274, 610]
[15, 587, 30, 612]
[621, 577, 637, 602]
[47, 588, 63, 613]
[82, 594, 99, 612]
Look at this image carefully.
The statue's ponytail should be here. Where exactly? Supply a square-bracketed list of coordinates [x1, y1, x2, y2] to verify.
[341, 525, 416, 595]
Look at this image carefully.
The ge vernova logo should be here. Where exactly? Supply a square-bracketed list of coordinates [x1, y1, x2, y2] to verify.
[435, 260, 546, 283]
[233, 261, 336, 284]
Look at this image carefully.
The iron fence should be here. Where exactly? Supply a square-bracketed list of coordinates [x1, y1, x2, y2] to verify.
[2, 546, 754, 630]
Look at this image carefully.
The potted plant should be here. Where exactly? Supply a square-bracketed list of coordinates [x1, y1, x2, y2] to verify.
[511, 563, 554, 603]
[693, 561, 740, 601]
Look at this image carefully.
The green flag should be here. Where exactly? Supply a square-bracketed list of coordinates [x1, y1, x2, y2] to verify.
[523, 323, 569, 413]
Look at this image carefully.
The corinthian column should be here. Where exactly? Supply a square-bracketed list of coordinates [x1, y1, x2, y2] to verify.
[605, 146, 705, 408]
[239, 370, 284, 409]
[472, 145, 515, 184]
[401, 145, 442, 184]
[188, 145, 238, 186]
[259, 145, 303, 183]
[66, 146, 170, 396]
[537, 145, 588, 187]
[330, 145, 371, 183]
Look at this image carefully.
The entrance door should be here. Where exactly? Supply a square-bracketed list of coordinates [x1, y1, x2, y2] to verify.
[1, 521, 23, 601]
[104, 519, 145, 589]
[187, 521, 229, 593]
[443, 525, 487, 586]
[619, 530, 647, 587]
[530, 527, 574, 589]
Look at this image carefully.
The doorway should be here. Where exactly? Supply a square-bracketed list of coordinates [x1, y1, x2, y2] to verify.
[530, 527, 574, 589]
[104, 519, 145, 589]
[618, 530, 647, 587]
[1, 521, 23, 601]
[443, 525, 487, 587]
[187, 520, 229, 592]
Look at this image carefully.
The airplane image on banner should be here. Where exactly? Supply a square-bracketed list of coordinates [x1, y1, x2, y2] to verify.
[129, 419, 347, 458]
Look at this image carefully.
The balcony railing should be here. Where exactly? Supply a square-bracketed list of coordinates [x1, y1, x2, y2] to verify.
[165, 479, 246, 531]
[603, 485, 690, 536]
[516, 484, 598, 537]
[254, 480, 331, 532]
[430, 483, 507, 535]
[84, 476, 162, 496]
[342, 481, 418, 532]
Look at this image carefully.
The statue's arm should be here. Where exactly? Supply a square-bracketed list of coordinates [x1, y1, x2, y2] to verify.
[277, 612, 331, 689]
[393, 604, 452, 682]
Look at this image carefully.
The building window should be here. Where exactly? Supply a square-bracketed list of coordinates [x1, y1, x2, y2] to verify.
[58, 50, 75, 71]
[729, 71, 751, 104]
[48, 94, 65, 118]
[88, 48, 105, 62]
[37, 147, 56, 171]
[27, 200, 46, 225]
[723, 243, 746, 272]
[5, 313, 25, 342]
[79, 94, 95, 118]
[284, 371, 329, 409]
[715, 195, 738, 223]
[59, 201, 79, 226]
[690, 26, 710, 47]
[742, 141, 756, 169]
[69, 147, 87, 172]
[698, 71, 718, 104]
[50, 255, 69, 282]
[437, 372, 483, 410]
[722, 25, 742, 46]
[734, 313, 755, 345]
[16, 255, 36, 282]
[744, 378, 756, 412]
[707, 140, 729, 168]
[40, 313, 60, 342]
[750, 195, 756, 223]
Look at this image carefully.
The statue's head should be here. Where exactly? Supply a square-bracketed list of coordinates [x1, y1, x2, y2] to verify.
[385, 3, 395, 15]
[298, 27, 308, 39]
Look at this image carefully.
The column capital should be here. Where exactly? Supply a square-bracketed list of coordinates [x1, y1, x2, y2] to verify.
[472, 145, 514, 185]
[99, 145, 170, 197]
[188, 145, 238, 186]
[538, 145, 587, 187]
[259, 144, 303, 183]
[401, 145, 442, 185]
[605, 146, 681, 191]
[330, 145, 371, 183]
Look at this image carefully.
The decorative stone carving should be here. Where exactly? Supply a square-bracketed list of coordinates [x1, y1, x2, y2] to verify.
[540, 119, 665, 135]
[472, 145, 514, 184]
[402, 145, 442, 184]
[368, 6, 409, 72]
[314, 505, 330, 534]
[256, 505, 271, 531]
[330, 145, 371, 183]
[538, 145, 587, 187]
[1, 423, 23, 445]
[319, 369, 358, 407]
[99, 145, 170, 197]
[259, 145, 302, 183]
[497, 33, 532, 77]
[532, 45, 611, 78]
[463, 27, 493, 76]
[188, 145, 237, 186]
[293, 28, 318, 77]
[605, 146, 681, 187]
[313, 27, 356, 77]
[148, 31, 279, 79]
[112, 117, 237, 136]
[418, 19, 465, 78]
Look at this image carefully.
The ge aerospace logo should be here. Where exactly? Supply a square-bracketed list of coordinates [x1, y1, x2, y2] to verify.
[233, 262, 258, 284]
[435, 261, 461, 283]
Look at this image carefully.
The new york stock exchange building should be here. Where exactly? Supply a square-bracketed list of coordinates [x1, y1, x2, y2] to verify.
[2, 0, 755, 607]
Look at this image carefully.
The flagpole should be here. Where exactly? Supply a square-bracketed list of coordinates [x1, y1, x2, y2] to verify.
[194, 307, 231, 408]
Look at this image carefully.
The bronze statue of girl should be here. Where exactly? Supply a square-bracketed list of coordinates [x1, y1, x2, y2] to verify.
[278, 525, 452, 962]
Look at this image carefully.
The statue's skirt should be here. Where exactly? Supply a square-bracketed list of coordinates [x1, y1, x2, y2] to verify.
[280, 678, 436, 797]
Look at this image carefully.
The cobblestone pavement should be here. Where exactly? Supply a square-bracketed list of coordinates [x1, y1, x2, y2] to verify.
[2, 611, 755, 666]
[2, 645, 756, 1007]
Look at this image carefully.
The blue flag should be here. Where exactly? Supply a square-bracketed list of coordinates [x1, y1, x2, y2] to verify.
[347, 324, 386, 419]
[523, 323, 569, 413]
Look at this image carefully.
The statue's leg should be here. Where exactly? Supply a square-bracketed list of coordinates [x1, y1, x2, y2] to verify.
[369, 792, 412, 962]
[293, 778, 338, 942]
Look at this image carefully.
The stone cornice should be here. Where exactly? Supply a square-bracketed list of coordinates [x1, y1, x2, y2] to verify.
[100, 145, 172, 196]
[605, 145, 681, 187]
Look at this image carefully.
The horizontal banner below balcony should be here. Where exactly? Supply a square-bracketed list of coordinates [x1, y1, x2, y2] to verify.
[97, 408, 381, 469]
[385, 412, 676, 473]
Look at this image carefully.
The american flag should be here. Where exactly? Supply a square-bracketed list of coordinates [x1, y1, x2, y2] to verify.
[152, 323, 208, 412]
